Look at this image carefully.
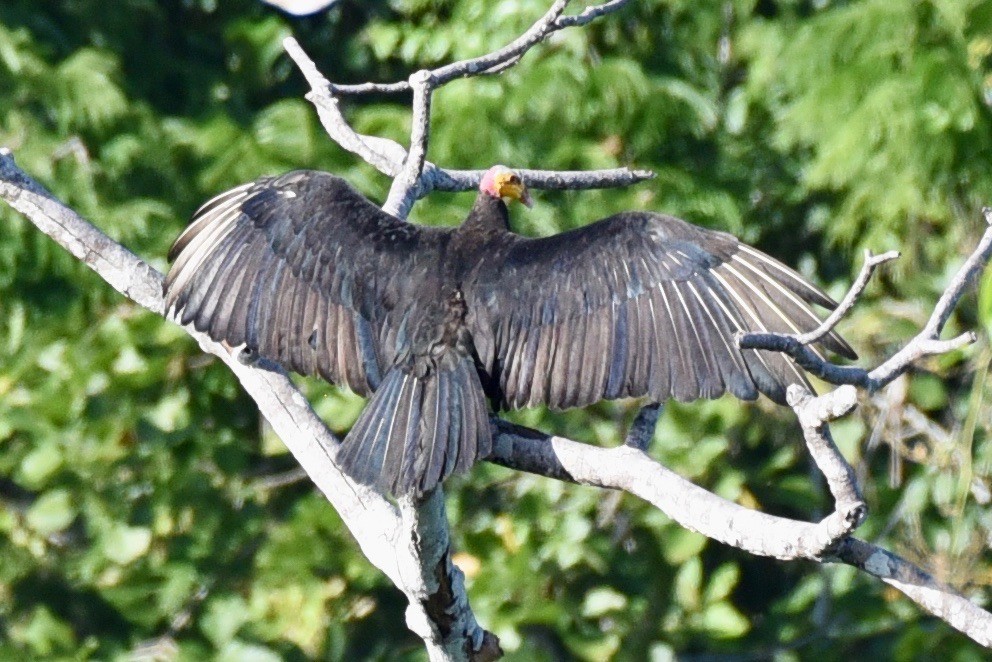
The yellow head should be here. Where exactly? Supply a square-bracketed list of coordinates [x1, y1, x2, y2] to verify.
[480, 165, 533, 208]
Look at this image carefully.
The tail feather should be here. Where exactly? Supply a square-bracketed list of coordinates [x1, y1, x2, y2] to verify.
[337, 357, 491, 495]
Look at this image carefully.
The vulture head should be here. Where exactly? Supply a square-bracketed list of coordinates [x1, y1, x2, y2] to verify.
[480, 165, 533, 208]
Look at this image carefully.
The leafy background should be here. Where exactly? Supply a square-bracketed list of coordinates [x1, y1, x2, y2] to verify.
[2, 0, 992, 659]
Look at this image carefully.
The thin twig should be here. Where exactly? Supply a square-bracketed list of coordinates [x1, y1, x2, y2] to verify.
[5, 148, 992, 649]
[798, 249, 900, 345]
[431, 0, 571, 85]
[383, 69, 435, 218]
[284, 39, 403, 176]
[739, 216, 992, 395]
[553, 0, 633, 28]
[330, 0, 634, 96]
[428, 166, 656, 192]
[330, 80, 412, 95]
[870, 210, 992, 386]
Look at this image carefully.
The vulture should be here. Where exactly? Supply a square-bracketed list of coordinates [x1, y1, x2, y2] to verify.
[165, 165, 855, 496]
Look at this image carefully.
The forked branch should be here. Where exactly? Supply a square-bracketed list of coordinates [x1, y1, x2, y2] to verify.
[740, 219, 992, 396]
[4, 0, 992, 654]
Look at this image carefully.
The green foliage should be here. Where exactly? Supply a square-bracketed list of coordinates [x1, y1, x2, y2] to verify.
[2, 0, 991, 659]
[739, 0, 992, 250]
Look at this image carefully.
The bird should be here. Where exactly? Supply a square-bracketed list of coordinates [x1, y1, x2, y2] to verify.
[164, 165, 855, 496]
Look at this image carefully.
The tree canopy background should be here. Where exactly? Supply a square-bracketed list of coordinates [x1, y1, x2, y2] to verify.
[2, 0, 992, 659]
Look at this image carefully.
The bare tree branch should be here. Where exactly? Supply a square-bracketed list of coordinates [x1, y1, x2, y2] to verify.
[383, 69, 434, 217]
[329, 0, 634, 95]
[6, 0, 992, 653]
[284, 0, 643, 219]
[799, 249, 900, 345]
[625, 403, 662, 451]
[0, 150, 496, 661]
[553, 0, 632, 28]
[787, 384, 865, 536]
[486, 419, 992, 644]
[284, 37, 654, 221]
[6, 143, 992, 649]
[832, 538, 992, 647]
[284, 39, 405, 176]
[740, 212, 992, 397]
[488, 419, 857, 560]
[428, 166, 656, 192]
[430, 0, 571, 85]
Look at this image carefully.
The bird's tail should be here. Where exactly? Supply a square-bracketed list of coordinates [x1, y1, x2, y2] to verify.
[336, 357, 491, 496]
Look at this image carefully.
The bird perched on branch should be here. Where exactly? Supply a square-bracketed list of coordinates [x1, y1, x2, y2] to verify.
[165, 165, 855, 496]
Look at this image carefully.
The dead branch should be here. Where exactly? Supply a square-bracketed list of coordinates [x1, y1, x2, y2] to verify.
[5, 138, 992, 653]
[740, 214, 992, 395]
[5, 0, 992, 654]
[0, 149, 494, 661]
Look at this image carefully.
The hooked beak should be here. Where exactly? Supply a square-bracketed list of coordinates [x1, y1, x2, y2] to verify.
[519, 187, 534, 209]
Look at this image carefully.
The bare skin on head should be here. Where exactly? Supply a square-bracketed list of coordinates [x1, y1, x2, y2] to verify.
[479, 165, 533, 208]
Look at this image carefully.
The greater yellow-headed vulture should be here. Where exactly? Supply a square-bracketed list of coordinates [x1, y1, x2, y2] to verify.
[165, 165, 854, 495]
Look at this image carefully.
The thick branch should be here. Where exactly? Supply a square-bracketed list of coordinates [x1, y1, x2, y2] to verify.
[832, 538, 992, 646]
[787, 385, 866, 537]
[5, 148, 992, 648]
[0, 151, 494, 661]
[489, 420, 865, 560]
[487, 420, 992, 645]
[397, 493, 502, 661]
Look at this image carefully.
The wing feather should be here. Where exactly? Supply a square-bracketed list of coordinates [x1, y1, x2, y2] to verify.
[166, 170, 450, 396]
[465, 211, 855, 408]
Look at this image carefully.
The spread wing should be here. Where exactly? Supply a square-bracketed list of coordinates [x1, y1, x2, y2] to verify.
[164, 170, 447, 396]
[465, 212, 856, 409]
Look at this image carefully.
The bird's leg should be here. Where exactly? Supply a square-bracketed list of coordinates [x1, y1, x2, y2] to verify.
[624, 402, 662, 451]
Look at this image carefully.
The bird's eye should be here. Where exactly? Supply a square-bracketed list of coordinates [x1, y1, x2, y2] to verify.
[509, 176, 520, 185]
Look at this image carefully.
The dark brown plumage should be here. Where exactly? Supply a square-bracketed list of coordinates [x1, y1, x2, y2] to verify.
[165, 166, 855, 496]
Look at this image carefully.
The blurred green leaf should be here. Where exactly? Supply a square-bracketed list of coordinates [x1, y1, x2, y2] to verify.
[661, 527, 707, 566]
[701, 602, 750, 639]
[18, 442, 63, 488]
[673, 556, 702, 610]
[581, 586, 628, 618]
[703, 563, 740, 605]
[217, 640, 282, 662]
[910, 373, 950, 411]
[202, 595, 251, 647]
[102, 524, 152, 565]
[25, 488, 75, 535]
